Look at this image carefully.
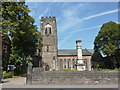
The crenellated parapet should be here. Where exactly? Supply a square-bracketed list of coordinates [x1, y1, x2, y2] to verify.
[41, 16, 56, 23]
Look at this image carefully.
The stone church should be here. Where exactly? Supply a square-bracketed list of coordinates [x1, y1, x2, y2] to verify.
[39, 16, 94, 71]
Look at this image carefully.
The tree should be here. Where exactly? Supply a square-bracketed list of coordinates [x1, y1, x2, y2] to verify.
[2, 2, 42, 74]
[94, 21, 120, 68]
[2, 34, 11, 71]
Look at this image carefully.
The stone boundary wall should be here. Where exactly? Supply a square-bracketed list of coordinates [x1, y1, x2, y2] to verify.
[30, 68, 119, 85]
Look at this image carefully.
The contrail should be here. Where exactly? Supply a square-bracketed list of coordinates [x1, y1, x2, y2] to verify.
[59, 9, 119, 47]
[81, 9, 118, 21]
[71, 25, 102, 33]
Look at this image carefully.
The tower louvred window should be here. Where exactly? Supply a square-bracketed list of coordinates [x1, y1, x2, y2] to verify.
[49, 27, 51, 34]
[45, 24, 52, 35]
[45, 28, 47, 34]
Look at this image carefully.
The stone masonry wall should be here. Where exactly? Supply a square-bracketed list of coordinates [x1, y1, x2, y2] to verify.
[31, 68, 119, 85]
[40, 17, 58, 70]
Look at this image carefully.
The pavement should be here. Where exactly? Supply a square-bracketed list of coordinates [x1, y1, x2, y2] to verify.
[0, 77, 119, 90]
[2, 77, 26, 85]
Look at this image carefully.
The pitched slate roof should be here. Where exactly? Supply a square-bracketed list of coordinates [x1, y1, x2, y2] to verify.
[58, 49, 94, 56]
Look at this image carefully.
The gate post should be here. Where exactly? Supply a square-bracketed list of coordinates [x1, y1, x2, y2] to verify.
[26, 62, 33, 84]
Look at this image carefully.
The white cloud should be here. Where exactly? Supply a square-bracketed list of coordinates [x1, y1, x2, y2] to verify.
[59, 8, 119, 47]
[59, 8, 119, 33]
[62, 3, 85, 17]
[38, 8, 49, 20]
[59, 33, 73, 47]
[59, 25, 101, 47]
[58, 3, 88, 32]
[58, 17, 81, 32]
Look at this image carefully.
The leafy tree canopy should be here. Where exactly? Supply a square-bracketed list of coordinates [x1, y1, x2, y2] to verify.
[2, 2, 42, 73]
[94, 21, 120, 56]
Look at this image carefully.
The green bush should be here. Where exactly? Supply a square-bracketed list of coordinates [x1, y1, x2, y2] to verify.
[117, 68, 120, 71]
[12, 76, 19, 78]
[60, 69, 76, 71]
[60, 69, 70, 71]
[52, 69, 77, 71]
[52, 69, 56, 71]
[2, 71, 13, 79]
[96, 62, 106, 68]
[21, 73, 27, 77]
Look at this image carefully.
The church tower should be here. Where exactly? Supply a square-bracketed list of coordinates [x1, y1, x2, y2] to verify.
[40, 16, 58, 71]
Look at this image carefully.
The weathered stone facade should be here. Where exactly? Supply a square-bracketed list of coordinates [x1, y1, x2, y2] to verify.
[40, 16, 58, 71]
[58, 49, 93, 71]
[58, 53, 92, 71]
[40, 16, 93, 71]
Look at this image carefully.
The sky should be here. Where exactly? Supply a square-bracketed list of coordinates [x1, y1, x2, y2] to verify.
[26, 2, 118, 49]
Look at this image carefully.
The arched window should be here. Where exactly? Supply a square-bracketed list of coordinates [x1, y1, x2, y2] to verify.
[45, 24, 52, 35]
[47, 45, 50, 52]
[45, 28, 47, 34]
[60, 59, 63, 69]
[53, 56, 55, 60]
[68, 59, 71, 69]
[49, 27, 52, 34]
[84, 59, 87, 68]
[3, 45, 7, 53]
[72, 59, 75, 68]
[45, 45, 50, 52]
[64, 59, 66, 68]
[45, 65, 50, 71]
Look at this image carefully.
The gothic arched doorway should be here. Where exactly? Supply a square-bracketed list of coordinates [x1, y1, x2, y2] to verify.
[45, 65, 50, 71]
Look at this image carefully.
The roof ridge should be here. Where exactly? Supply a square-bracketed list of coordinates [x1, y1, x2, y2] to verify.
[85, 48, 92, 55]
[58, 49, 76, 50]
[58, 49, 93, 50]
